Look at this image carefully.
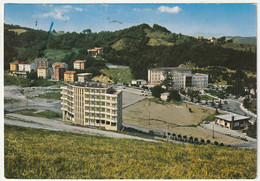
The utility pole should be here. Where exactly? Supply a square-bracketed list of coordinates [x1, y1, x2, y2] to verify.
[212, 123, 215, 139]
[168, 122, 169, 141]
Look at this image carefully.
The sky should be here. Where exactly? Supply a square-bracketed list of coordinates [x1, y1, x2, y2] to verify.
[4, 3, 257, 37]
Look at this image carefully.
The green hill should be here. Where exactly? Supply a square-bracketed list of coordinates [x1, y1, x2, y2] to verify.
[5, 125, 256, 179]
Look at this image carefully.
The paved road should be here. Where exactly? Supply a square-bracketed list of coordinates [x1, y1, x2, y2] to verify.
[4, 113, 158, 143]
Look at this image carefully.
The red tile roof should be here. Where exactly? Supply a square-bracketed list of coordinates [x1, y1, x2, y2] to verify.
[37, 66, 48, 69]
[53, 62, 66, 66]
[74, 60, 86, 63]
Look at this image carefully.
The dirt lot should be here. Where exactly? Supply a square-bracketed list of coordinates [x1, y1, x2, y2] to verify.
[123, 99, 248, 145]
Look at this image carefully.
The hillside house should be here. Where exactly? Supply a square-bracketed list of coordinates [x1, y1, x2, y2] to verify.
[74, 60, 87, 70]
[77, 73, 93, 82]
[87, 47, 103, 57]
[215, 113, 250, 130]
[37, 66, 52, 79]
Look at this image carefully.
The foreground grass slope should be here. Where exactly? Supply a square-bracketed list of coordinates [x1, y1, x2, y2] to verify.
[5, 125, 256, 179]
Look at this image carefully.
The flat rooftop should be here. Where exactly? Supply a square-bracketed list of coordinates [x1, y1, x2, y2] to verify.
[215, 113, 250, 122]
[69, 81, 111, 88]
[149, 67, 191, 71]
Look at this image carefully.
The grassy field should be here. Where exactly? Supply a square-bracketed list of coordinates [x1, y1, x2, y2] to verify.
[4, 125, 256, 179]
[14, 109, 62, 119]
[8, 29, 27, 35]
[199, 95, 217, 101]
[37, 92, 61, 100]
[144, 29, 173, 46]
[44, 48, 79, 61]
[101, 68, 133, 83]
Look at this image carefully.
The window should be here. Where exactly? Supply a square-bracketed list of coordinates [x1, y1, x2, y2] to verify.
[96, 120, 100, 124]
[106, 121, 110, 125]
[101, 120, 105, 124]
[111, 123, 116, 127]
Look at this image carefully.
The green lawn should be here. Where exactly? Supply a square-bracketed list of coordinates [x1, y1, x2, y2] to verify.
[101, 68, 133, 83]
[44, 48, 79, 62]
[14, 109, 62, 119]
[199, 95, 217, 101]
[37, 92, 61, 100]
[4, 125, 256, 179]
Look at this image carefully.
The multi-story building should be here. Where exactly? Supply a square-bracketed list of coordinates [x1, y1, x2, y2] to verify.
[74, 60, 87, 70]
[61, 81, 122, 131]
[88, 47, 103, 57]
[196, 36, 204, 40]
[77, 73, 93, 82]
[10, 61, 19, 72]
[37, 66, 52, 79]
[192, 73, 208, 88]
[64, 71, 76, 83]
[51, 66, 66, 81]
[148, 67, 192, 85]
[35, 57, 53, 68]
[18, 62, 37, 72]
[52, 62, 68, 72]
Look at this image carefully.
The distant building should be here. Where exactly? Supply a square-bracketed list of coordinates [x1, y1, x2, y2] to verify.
[10, 61, 19, 72]
[52, 66, 66, 81]
[61, 81, 122, 131]
[148, 67, 208, 89]
[160, 92, 170, 101]
[192, 73, 208, 88]
[88, 47, 103, 57]
[148, 67, 192, 86]
[215, 113, 250, 130]
[52, 62, 68, 72]
[196, 36, 204, 40]
[206, 37, 215, 42]
[18, 62, 37, 73]
[37, 66, 52, 79]
[131, 79, 147, 85]
[35, 57, 53, 68]
[64, 71, 76, 83]
[77, 73, 93, 82]
[74, 60, 87, 70]
[225, 38, 233, 43]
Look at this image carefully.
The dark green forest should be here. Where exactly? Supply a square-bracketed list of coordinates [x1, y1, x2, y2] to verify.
[4, 23, 256, 81]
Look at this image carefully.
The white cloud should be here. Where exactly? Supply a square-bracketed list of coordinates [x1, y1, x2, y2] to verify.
[158, 6, 182, 14]
[36, 7, 71, 21]
[74, 7, 83, 12]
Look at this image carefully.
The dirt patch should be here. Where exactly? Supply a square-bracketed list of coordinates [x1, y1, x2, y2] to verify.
[123, 99, 246, 145]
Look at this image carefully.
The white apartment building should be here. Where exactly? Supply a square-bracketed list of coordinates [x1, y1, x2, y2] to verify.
[18, 62, 36, 72]
[148, 67, 192, 85]
[37, 66, 52, 79]
[192, 73, 208, 88]
[61, 81, 122, 131]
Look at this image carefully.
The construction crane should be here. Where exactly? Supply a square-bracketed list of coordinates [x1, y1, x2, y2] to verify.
[40, 22, 54, 57]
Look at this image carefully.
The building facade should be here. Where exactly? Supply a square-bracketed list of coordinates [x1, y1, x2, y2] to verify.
[192, 73, 208, 88]
[148, 67, 192, 86]
[64, 71, 76, 83]
[74, 60, 87, 70]
[77, 73, 93, 82]
[215, 113, 250, 130]
[52, 66, 66, 81]
[37, 66, 52, 79]
[35, 57, 53, 68]
[61, 81, 122, 131]
[52, 62, 68, 72]
[88, 47, 103, 57]
[10, 61, 19, 72]
[18, 62, 37, 72]
[131, 79, 147, 86]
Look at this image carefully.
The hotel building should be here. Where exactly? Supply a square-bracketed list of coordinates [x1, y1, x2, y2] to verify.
[61, 81, 122, 131]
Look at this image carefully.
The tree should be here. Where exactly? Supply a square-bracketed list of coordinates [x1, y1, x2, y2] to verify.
[151, 85, 164, 98]
[83, 29, 92, 34]
[161, 70, 173, 91]
[218, 100, 222, 109]
[168, 90, 181, 101]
